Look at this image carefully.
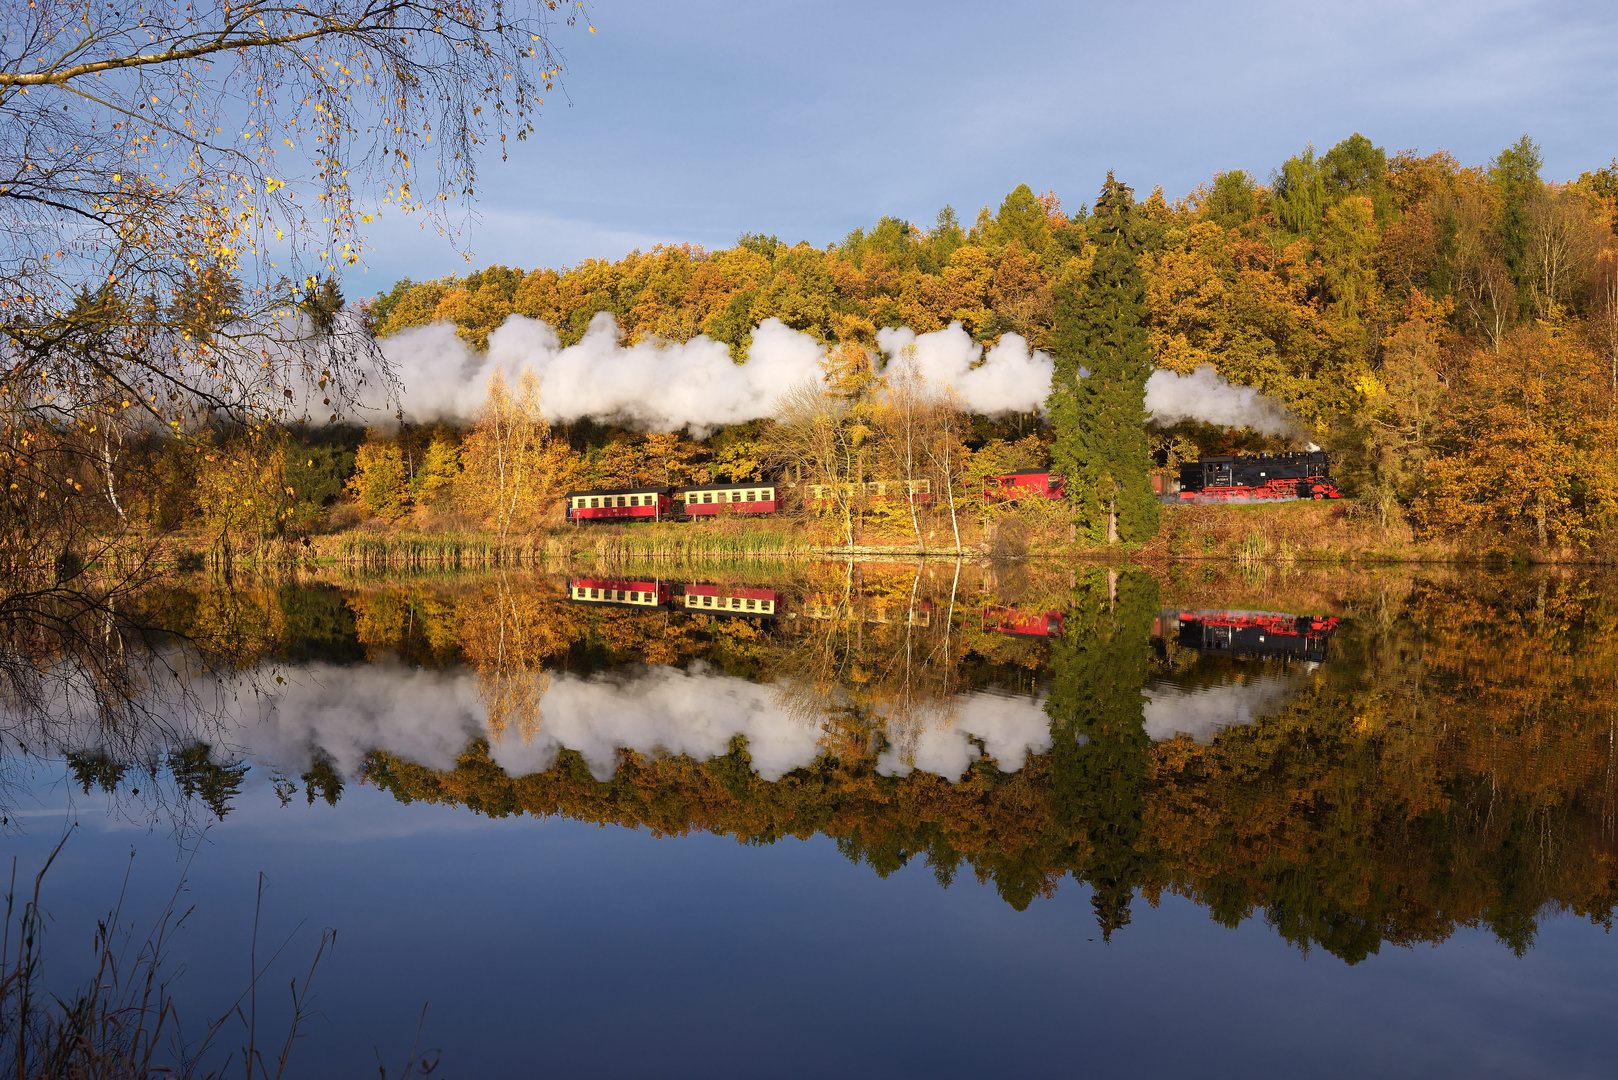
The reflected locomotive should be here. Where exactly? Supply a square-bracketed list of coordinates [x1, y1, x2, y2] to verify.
[1164, 609, 1342, 662]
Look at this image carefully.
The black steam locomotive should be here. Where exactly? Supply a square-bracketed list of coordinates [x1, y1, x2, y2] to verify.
[1177, 451, 1342, 503]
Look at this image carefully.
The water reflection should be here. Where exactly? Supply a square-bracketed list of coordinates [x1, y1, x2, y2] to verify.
[7, 562, 1617, 964]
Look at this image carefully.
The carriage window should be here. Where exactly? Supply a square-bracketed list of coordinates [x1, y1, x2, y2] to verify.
[746, 599, 756, 610]
[629, 495, 640, 506]
[763, 489, 774, 501]
[746, 491, 756, 502]
[591, 498, 601, 508]
[703, 492, 712, 503]
[704, 595, 714, 607]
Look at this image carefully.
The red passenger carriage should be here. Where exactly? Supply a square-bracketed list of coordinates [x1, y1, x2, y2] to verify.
[679, 584, 780, 617]
[565, 488, 673, 522]
[801, 479, 932, 508]
[566, 578, 669, 609]
[678, 483, 780, 516]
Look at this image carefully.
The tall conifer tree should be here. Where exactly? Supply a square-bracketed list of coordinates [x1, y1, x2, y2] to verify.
[1047, 173, 1159, 544]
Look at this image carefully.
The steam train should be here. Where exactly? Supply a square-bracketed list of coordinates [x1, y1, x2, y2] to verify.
[562, 452, 1342, 521]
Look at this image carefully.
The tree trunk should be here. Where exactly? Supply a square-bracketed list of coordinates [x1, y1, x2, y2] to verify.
[101, 433, 127, 524]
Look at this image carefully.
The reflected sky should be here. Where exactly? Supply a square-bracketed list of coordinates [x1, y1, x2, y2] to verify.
[9, 775, 1617, 1080]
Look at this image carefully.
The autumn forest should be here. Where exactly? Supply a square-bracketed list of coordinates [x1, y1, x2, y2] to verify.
[46, 131, 1618, 562]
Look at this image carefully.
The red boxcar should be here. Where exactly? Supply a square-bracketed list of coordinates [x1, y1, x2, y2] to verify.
[679, 584, 780, 617]
[982, 605, 1065, 638]
[678, 483, 780, 516]
[566, 578, 669, 609]
[565, 488, 672, 522]
[985, 469, 1065, 503]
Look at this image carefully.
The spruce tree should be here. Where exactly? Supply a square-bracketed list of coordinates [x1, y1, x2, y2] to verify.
[1047, 172, 1159, 545]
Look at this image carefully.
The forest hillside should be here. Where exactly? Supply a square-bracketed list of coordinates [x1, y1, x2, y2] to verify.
[113, 134, 1618, 557]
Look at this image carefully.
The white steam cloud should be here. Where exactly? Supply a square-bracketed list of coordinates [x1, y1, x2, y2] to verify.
[380, 314, 1057, 430]
[378, 314, 1295, 435]
[380, 313, 825, 432]
[1144, 364, 1296, 435]
[876, 688, 1055, 780]
[875, 322, 1054, 415]
[1141, 674, 1305, 743]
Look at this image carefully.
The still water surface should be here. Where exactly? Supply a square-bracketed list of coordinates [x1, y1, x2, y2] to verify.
[5, 561, 1616, 1077]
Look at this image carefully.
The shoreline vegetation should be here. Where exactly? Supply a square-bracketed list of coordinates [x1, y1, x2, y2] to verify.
[143, 498, 1609, 572]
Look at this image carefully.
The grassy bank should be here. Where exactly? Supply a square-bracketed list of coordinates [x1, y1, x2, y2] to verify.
[148, 498, 1613, 571]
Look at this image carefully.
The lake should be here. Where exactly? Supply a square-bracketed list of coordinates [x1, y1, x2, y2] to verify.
[4, 561, 1615, 1078]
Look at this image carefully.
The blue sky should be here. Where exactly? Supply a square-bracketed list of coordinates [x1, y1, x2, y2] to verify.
[357, 0, 1618, 292]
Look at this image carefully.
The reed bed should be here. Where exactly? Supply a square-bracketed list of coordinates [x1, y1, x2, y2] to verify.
[291, 523, 822, 570]
[309, 530, 565, 569]
[585, 523, 818, 565]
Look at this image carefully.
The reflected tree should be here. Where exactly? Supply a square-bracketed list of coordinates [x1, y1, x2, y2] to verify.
[1045, 567, 1158, 938]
